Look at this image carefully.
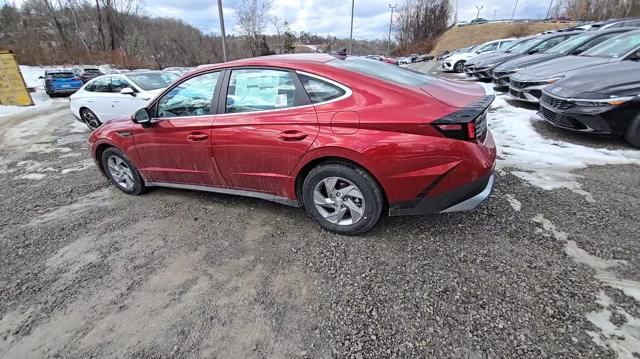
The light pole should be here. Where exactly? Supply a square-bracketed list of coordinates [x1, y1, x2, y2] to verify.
[217, 0, 227, 62]
[545, 0, 554, 19]
[349, 0, 355, 55]
[388, 3, 396, 55]
[475, 5, 483, 20]
[511, 0, 519, 20]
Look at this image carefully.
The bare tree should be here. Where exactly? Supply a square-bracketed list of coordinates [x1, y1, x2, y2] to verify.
[233, 0, 272, 56]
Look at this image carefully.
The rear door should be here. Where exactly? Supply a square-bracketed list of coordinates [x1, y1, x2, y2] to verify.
[210, 67, 319, 194]
[87, 77, 114, 120]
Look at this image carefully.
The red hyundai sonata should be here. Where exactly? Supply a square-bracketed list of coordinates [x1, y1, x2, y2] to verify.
[87, 54, 496, 235]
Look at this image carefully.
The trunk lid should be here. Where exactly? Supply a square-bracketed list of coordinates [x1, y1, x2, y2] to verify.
[420, 78, 487, 108]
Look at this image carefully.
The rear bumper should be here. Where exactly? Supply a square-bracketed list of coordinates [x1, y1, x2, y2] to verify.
[389, 172, 494, 216]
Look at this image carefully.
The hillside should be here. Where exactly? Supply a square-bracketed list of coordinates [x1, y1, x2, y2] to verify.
[432, 22, 575, 52]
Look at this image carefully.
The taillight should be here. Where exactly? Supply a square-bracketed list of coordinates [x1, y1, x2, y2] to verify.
[431, 96, 493, 142]
[433, 121, 477, 141]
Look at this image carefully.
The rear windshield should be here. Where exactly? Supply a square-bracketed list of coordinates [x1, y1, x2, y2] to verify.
[327, 58, 434, 86]
[84, 68, 101, 73]
[581, 32, 640, 58]
[47, 72, 75, 78]
[125, 72, 179, 91]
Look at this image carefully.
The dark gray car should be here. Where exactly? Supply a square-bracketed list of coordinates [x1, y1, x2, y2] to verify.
[509, 30, 640, 102]
[492, 28, 636, 87]
[464, 32, 581, 80]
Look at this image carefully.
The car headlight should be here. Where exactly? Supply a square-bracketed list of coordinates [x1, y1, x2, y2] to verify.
[573, 96, 635, 107]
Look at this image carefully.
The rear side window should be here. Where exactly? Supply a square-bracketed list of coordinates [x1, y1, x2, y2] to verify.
[328, 58, 434, 87]
[47, 72, 74, 79]
[226, 69, 296, 113]
[298, 74, 346, 104]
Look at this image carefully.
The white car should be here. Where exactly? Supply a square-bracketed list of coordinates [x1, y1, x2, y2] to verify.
[398, 57, 412, 65]
[441, 38, 517, 72]
[70, 71, 179, 130]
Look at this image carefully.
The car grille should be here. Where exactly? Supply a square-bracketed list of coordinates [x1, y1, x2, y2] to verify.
[541, 93, 574, 110]
[510, 80, 528, 89]
[540, 106, 586, 130]
[475, 110, 488, 142]
[509, 88, 526, 99]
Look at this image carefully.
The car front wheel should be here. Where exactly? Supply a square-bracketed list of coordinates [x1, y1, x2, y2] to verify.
[302, 163, 383, 235]
[101, 147, 146, 195]
[625, 117, 640, 148]
[454, 60, 466, 73]
[81, 108, 102, 131]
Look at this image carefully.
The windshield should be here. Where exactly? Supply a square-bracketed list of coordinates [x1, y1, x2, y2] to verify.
[125, 72, 179, 91]
[581, 32, 640, 58]
[545, 33, 591, 54]
[505, 38, 535, 53]
[328, 58, 434, 86]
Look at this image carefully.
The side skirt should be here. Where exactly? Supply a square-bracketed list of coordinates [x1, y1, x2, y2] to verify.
[145, 182, 301, 207]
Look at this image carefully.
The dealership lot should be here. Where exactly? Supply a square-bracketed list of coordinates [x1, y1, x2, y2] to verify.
[0, 64, 639, 358]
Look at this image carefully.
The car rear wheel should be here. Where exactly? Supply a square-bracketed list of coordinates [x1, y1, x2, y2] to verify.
[81, 108, 102, 131]
[625, 117, 640, 148]
[101, 147, 146, 195]
[454, 60, 465, 73]
[302, 163, 383, 235]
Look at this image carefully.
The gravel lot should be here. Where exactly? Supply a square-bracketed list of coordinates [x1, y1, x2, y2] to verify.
[0, 64, 639, 358]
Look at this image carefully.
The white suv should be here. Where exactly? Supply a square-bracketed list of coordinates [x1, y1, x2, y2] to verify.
[442, 38, 517, 72]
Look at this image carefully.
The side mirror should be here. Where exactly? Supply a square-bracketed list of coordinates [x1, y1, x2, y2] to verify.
[132, 108, 151, 126]
[120, 87, 136, 96]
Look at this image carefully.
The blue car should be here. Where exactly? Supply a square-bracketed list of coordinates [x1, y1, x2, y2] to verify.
[42, 69, 83, 97]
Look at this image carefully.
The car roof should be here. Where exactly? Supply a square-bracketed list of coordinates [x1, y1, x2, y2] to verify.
[195, 53, 338, 72]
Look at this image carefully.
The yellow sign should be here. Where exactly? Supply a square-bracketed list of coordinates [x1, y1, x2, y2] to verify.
[0, 50, 34, 106]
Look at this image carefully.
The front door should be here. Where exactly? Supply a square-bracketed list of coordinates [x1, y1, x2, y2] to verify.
[133, 71, 222, 186]
[109, 75, 148, 118]
[211, 68, 319, 194]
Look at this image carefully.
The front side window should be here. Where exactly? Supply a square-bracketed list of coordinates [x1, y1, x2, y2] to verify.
[92, 77, 111, 92]
[111, 77, 132, 92]
[479, 42, 499, 52]
[226, 69, 296, 113]
[573, 33, 619, 54]
[299, 74, 346, 104]
[156, 72, 220, 118]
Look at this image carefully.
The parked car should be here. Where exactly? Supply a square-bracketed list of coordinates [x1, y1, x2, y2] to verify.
[464, 37, 537, 69]
[381, 56, 399, 65]
[163, 67, 189, 76]
[416, 54, 434, 62]
[493, 27, 635, 90]
[509, 30, 640, 102]
[538, 61, 640, 148]
[41, 69, 83, 97]
[397, 57, 412, 65]
[464, 32, 580, 80]
[73, 67, 104, 83]
[70, 71, 179, 130]
[470, 18, 489, 25]
[408, 54, 419, 62]
[457, 21, 469, 27]
[442, 38, 517, 72]
[599, 17, 640, 30]
[86, 54, 497, 235]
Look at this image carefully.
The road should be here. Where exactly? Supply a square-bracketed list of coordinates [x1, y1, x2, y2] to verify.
[0, 75, 638, 358]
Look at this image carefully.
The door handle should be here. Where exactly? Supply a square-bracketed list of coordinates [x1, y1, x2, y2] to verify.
[187, 133, 208, 142]
[279, 130, 308, 141]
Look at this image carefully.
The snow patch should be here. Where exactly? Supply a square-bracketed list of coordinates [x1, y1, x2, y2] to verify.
[504, 194, 521, 211]
[488, 95, 640, 200]
[532, 214, 640, 357]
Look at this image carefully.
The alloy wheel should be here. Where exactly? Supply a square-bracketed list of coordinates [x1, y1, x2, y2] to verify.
[107, 155, 135, 190]
[82, 110, 100, 130]
[313, 176, 365, 226]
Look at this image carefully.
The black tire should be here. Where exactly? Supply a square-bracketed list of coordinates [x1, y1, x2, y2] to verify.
[81, 108, 102, 131]
[625, 117, 640, 148]
[47, 91, 54, 98]
[302, 163, 384, 235]
[454, 60, 466, 73]
[101, 147, 146, 195]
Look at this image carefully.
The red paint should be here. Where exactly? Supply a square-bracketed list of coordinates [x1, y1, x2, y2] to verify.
[88, 54, 496, 209]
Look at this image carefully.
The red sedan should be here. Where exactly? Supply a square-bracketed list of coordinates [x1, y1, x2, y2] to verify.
[87, 54, 496, 235]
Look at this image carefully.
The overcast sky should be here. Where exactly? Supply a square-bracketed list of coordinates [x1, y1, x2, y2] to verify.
[5, 0, 555, 39]
[149, 0, 554, 39]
